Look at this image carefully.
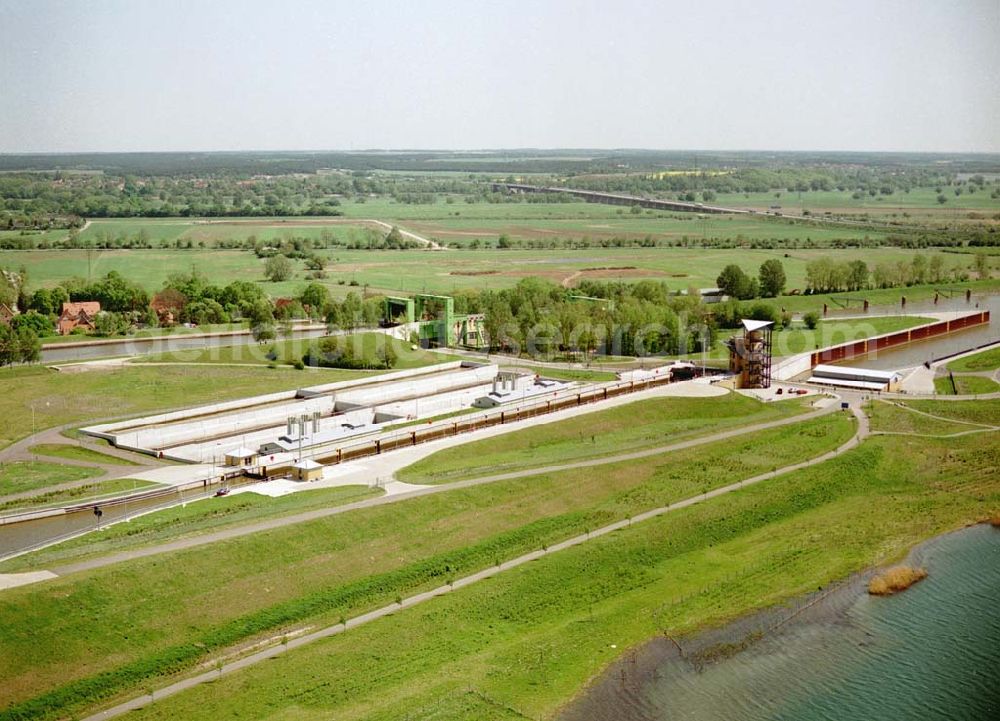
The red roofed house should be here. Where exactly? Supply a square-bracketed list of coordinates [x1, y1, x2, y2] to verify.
[59, 301, 101, 335]
[0, 302, 16, 327]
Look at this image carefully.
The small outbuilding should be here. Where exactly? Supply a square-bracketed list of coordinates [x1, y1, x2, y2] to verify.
[292, 458, 324, 482]
[223, 446, 259, 467]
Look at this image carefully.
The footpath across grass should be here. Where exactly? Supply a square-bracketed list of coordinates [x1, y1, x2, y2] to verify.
[895, 398, 1000, 426]
[865, 401, 985, 436]
[56, 410, 999, 721]
[0, 413, 854, 718]
[397, 393, 816, 484]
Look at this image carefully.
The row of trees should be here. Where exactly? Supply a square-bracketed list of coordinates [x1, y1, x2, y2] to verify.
[0, 324, 41, 367]
[716, 260, 787, 300]
[804, 254, 983, 293]
[449, 278, 716, 358]
[714, 253, 988, 299]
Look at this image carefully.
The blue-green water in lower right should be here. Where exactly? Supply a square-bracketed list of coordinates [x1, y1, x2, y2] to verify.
[564, 524, 1000, 721]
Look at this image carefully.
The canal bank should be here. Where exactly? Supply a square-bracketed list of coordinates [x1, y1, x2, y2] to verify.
[558, 522, 1000, 721]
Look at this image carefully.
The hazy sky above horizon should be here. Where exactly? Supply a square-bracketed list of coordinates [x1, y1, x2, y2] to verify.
[1, 0, 998, 154]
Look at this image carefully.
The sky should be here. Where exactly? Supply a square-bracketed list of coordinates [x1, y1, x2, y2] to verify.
[1, 0, 998, 154]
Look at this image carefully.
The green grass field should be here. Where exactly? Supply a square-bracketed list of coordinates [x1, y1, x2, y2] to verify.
[0, 412, 853, 719]
[714, 187, 1000, 216]
[0, 460, 101, 498]
[112, 428, 998, 721]
[38, 323, 249, 346]
[0, 478, 162, 514]
[397, 393, 817, 483]
[5, 402, 993, 721]
[947, 346, 1000, 372]
[6, 246, 990, 322]
[134, 331, 454, 369]
[894, 398, 1000, 426]
[933, 374, 1000, 395]
[498, 364, 618, 382]
[28, 443, 140, 466]
[865, 400, 984, 435]
[0, 364, 382, 451]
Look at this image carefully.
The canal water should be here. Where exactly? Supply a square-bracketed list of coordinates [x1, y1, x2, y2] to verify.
[835, 293, 1000, 371]
[560, 523, 1000, 721]
[0, 481, 229, 560]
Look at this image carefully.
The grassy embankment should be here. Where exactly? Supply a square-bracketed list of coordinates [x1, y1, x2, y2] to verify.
[0, 485, 382, 567]
[0, 364, 383, 452]
[0, 460, 101, 497]
[0, 410, 854, 719]
[38, 322, 251, 346]
[864, 401, 988, 436]
[28, 443, 140, 466]
[0, 478, 162, 514]
[894, 398, 1000, 426]
[23, 402, 997, 721]
[934, 374, 1000, 395]
[133, 331, 454, 369]
[397, 393, 816, 484]
[947, 346, 1000, 372]
[933, 345, 1000, 395]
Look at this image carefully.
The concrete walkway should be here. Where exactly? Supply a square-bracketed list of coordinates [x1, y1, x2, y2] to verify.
[76, 403, 866, 721]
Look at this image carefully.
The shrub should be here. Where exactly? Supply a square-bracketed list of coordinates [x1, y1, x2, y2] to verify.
[868, 566, 927, 595]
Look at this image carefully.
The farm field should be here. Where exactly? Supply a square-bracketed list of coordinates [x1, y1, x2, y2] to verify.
[0, 364, 380, 451]
[3, 244, 985, 300]
[10, 403, 994, 721]
[0, 412, 854, 719]
[713, 187, 1000, 219]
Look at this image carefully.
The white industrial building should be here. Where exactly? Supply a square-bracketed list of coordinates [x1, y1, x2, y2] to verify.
[807, 364, 902, 392]
[82, 361, 571, 464]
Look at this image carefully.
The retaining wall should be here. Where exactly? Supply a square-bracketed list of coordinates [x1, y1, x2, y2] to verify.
[773, 311, 990, 381]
